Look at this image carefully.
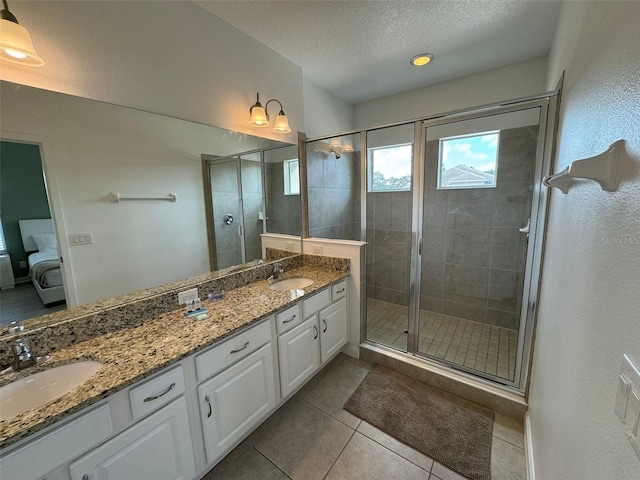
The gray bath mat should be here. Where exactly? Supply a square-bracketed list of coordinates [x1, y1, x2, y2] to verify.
[344, 365, 494, 480]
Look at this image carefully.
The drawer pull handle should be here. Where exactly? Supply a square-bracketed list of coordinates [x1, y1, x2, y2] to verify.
[205, 395, 212, 418]
[322, 319, 328, 333]
[143, 382, 176, 402]
[230, 341, 250, 354]
[313, 325, 318, 340]
[282, 314, 297, 324]
[336, 288, 345, 293]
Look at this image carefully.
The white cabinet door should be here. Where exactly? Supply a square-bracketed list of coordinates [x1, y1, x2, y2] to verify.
[69, 397, 195, 480]
[278, 316, 320, 398]
[198, 343, 276, 464]
[319, 297, 347, 364]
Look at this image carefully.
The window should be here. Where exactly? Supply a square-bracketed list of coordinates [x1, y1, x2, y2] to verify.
[283, 159, 300, 195]
[0, 218, 6, 253]
[367, 144, 412, 192]
[438, 131, 499, 189]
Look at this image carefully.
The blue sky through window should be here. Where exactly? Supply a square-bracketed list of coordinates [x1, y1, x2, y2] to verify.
[441, 132, 499, 172]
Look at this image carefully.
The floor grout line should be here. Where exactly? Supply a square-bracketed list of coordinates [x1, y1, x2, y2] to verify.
[321, 428, 357, 480]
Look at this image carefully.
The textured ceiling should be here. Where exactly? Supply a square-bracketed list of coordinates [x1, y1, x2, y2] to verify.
[197, 0, 563, 104]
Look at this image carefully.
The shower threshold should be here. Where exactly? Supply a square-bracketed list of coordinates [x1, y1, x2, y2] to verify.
[366, 298, 517, 382]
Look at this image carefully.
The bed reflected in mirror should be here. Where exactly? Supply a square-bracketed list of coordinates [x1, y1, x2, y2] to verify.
[1, 141, 66, 325]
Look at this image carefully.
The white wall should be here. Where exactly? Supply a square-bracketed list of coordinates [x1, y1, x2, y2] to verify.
[303, 78, 355, 138]
[1, 1, 303, 144]
[354, 56, 548, 129]
[528, 2, 640, 479]
[1, 84, 282, 306]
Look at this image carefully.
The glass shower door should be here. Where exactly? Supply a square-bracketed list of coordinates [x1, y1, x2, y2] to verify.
[416, 107, 542, 383]
[239, 152, 264, 263]
[364, 124, 414, 352]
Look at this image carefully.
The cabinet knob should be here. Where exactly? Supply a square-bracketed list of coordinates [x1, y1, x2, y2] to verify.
[313, 325, 318, 340]
[322, 319, 327, 333]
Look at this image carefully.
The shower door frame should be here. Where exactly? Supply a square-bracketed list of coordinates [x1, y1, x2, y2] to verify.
[359, 94, 558, 394]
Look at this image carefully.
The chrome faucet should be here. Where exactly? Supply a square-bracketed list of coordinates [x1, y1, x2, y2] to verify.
[11, 338, 36, 371]
[10, 338, 49, 372]
[268, 262, 284, 282]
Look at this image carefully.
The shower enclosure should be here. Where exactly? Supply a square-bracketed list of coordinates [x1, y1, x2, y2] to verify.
[203, 144, 301, 271]
[306, 95, 557, 393]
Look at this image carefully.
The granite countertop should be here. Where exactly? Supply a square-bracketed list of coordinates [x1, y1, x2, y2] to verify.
[0, 265, 348, 449]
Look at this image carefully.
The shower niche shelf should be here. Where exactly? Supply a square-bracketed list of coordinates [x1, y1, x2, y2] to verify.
[544, 139, 624, 194]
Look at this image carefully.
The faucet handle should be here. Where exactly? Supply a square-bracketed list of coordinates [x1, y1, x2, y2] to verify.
[12, 338, 32, 358]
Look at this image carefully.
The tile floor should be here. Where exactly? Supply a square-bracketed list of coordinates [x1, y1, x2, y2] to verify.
[202, 353, 526, 480]
[366, 298, 518, 381]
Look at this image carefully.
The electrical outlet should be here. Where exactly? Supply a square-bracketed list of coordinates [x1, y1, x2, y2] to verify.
[312, 245, 323, 254]
[178, 288, 198, 305]
[19, 260, 27, 268]
[285, 241, 294, 251]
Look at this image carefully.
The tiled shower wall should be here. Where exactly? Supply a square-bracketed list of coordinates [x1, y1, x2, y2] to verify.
[366, 191, 412, 306]
[307, 150, 361, 240]
[210, 160, 242, 269]
[421, 125, 537, 329]
[265, 161, 301, 236]
[365, 125, 537, 330]
[240, 159, 264, 262]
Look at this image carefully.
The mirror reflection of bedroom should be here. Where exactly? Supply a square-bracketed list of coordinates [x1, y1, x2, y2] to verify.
[0, 140, 67, 326]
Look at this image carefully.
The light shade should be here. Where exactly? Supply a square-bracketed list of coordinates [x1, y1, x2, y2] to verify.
[272, 113, 291, 133]
[0, 18, 44, 66]
[249, 92, 291, 134]
[249, 105, 269, 127]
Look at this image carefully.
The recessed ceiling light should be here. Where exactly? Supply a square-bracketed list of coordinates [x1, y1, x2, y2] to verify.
[410, 53, 434, 67]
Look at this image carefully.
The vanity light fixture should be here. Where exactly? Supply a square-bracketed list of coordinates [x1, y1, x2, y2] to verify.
[248, 92, 291, 133]
[0, 0, 44, 66]
[410, 53, 433, 67]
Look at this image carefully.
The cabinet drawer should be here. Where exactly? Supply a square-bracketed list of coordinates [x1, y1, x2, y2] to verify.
[301, 288, 331, 318]
[196, 320, 272, 381]
[331, 280, 347, 301]
[0, 404, 112, 480]
[275, 303, 302, 334]
[129, 365, 185, 420]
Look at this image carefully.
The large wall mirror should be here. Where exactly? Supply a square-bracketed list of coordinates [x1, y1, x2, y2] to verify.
[0, 81, 303, 328]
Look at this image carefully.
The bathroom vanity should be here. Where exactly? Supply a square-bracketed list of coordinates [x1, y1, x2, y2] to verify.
[0, 262, 349, 480]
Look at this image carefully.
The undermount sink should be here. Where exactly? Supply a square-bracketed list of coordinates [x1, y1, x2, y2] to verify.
[0, 360, 102, 421]
[269, 277, 314, 291]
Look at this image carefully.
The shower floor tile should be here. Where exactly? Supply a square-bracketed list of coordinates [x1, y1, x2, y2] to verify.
[366, 298, 517, 382]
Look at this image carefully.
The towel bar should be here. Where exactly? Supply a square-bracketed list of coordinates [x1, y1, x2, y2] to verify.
[543, 140, 624, 194]
[109, 193, 177, 203]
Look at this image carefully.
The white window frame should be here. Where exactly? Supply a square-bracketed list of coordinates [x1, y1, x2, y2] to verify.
[283, 158, 300, 196]
[367, 143, 413, 193]
[437, 131, 500, 190]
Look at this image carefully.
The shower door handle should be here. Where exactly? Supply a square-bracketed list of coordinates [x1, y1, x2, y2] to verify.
[519, 218, 530, 238]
